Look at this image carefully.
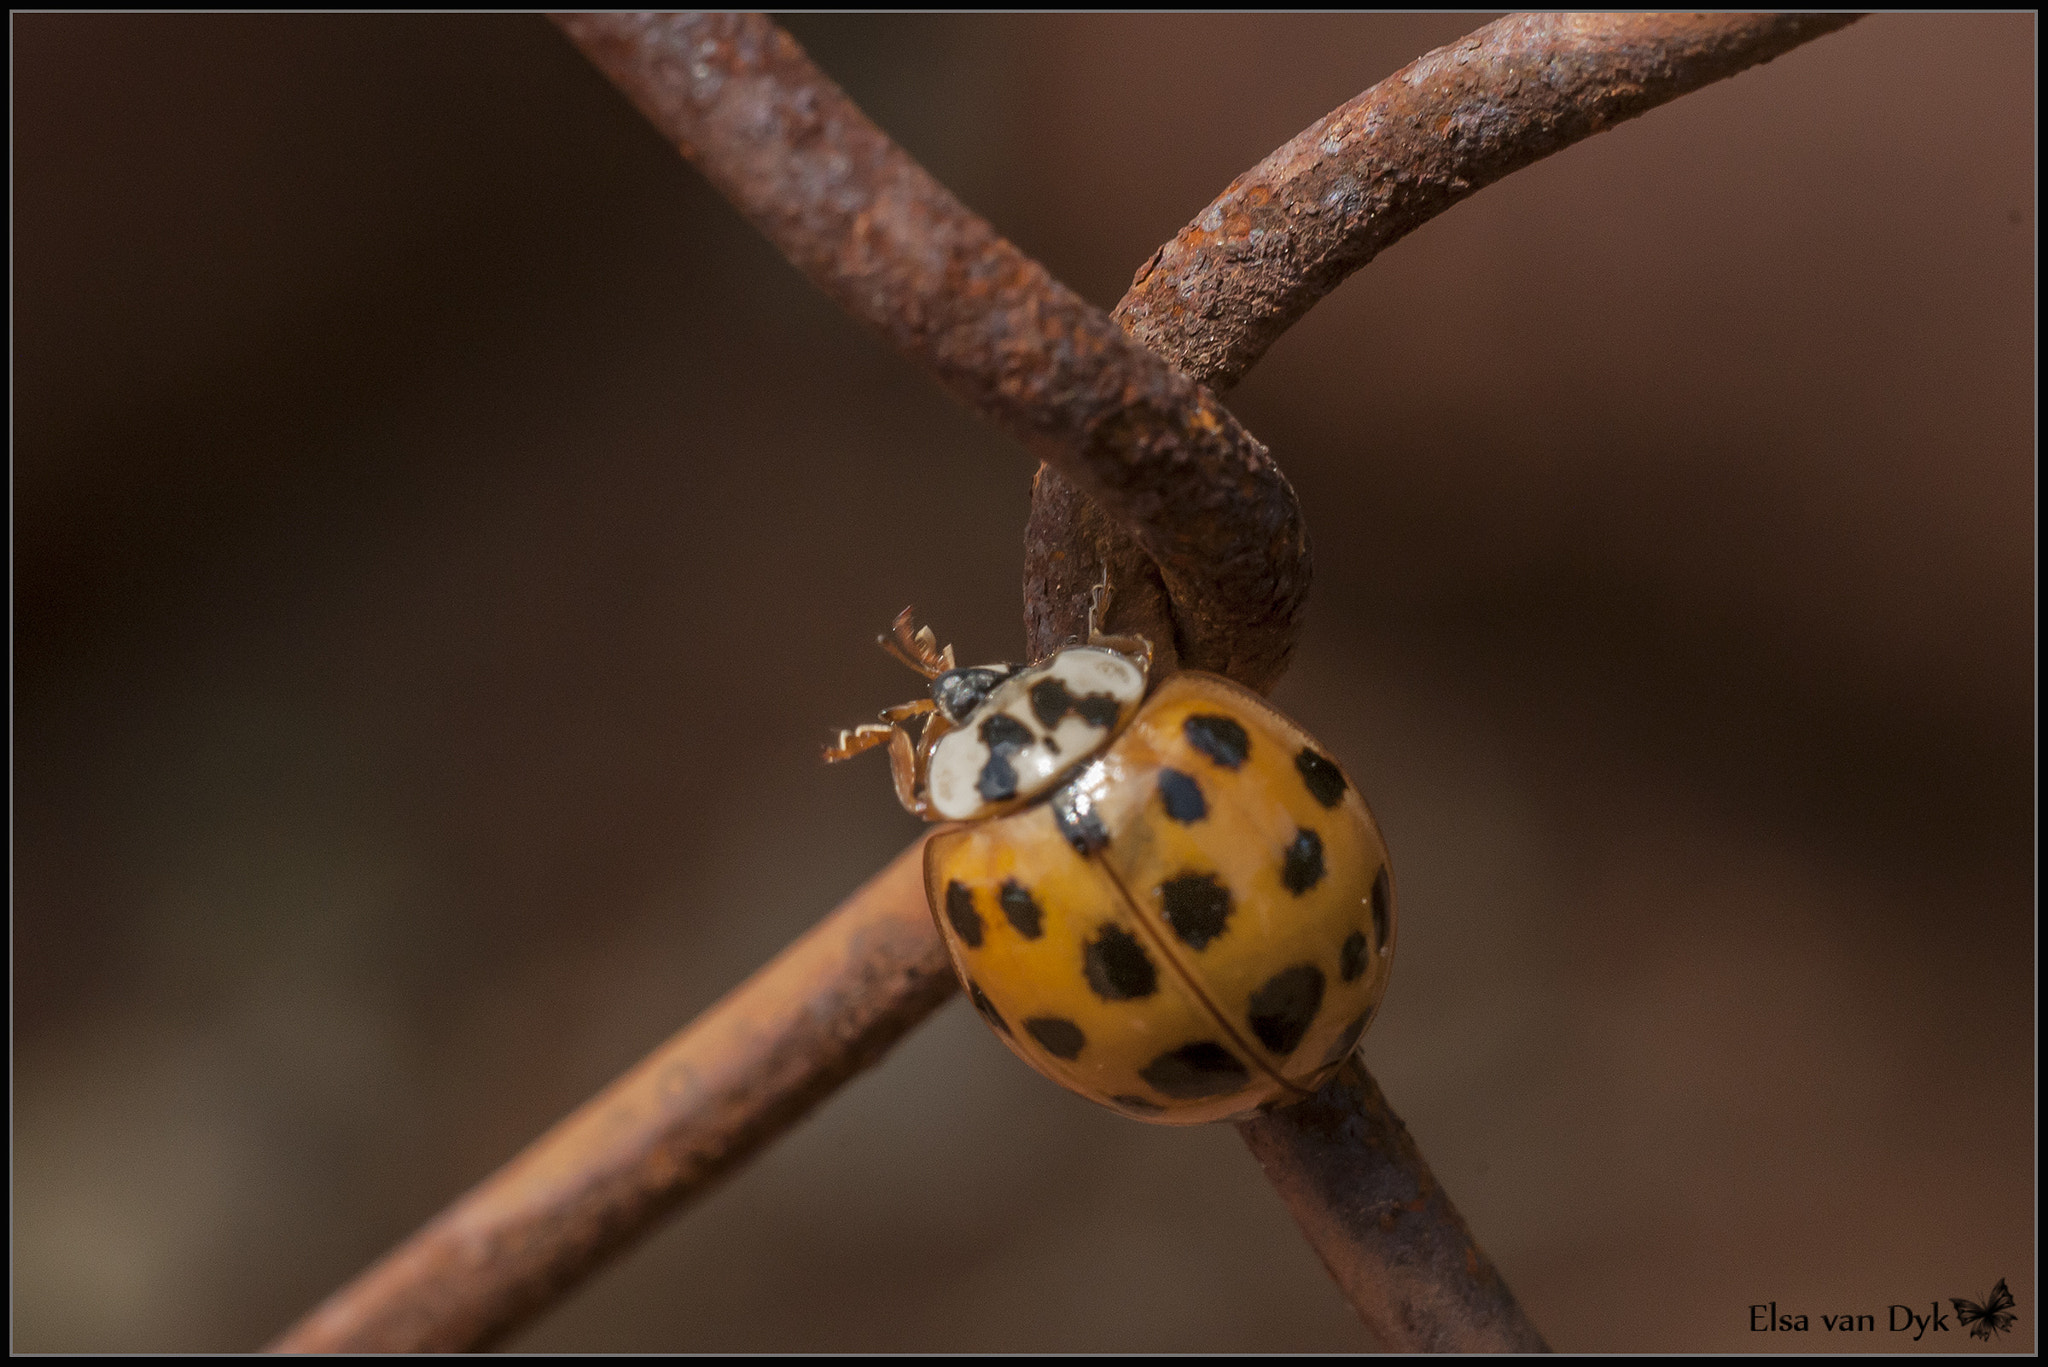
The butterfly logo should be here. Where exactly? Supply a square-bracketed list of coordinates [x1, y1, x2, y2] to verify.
[1951, 1278, 2017, 1342]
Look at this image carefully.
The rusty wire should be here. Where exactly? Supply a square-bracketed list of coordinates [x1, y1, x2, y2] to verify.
[272, 843, 951, 1351]
[270, 12, 1863, 1353]
[556, 10, 1308, 690]
[1118, 11, 1865, 393]
[1242, 1059, 1550, 1352]
[1027, 10, 1863, 658]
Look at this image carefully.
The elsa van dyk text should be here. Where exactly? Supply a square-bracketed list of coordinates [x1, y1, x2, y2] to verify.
[1751, 1303, 1958, 1340]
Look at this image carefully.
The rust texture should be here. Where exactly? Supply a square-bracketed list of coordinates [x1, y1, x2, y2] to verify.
[273, 13, 1867, 1354]
[1239, 1057, 1549, 1351]
[1027, 12, 1862, 655]
[269, 840, 952, 1352]
[1120, 11, 1863, 392]
[556, 10, 1305, 691]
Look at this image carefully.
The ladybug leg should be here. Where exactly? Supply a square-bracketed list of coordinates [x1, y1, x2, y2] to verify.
[822, 722, 896, 764]
[826, 697, 935, 760]
[825, 719, 932, 819]
[883, 697, 943, 807]
[882, 723, 932, 818]
[880, 697, 936, 724]
[1085, 568, 1155, 679]
[913, 709, 955, 782]
[881, 708, 955, 821]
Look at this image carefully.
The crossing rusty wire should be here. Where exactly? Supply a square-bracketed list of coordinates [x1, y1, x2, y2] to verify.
[270, 12, 1862, 1353]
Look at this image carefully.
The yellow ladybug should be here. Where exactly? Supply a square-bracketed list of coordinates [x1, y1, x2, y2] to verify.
[826, 591, 1395, 1124]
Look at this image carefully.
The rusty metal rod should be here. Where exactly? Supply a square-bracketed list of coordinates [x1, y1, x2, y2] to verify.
[269, 840, 953, 1352]
[555, 10, 1308, 691]
[1239, 1059, 1549, 1352]
[1028, 11, 1863, 657]
[1121, 10, 1865, 392]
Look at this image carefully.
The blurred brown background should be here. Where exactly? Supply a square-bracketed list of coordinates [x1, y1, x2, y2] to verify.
[13, 14, 2033, 1353]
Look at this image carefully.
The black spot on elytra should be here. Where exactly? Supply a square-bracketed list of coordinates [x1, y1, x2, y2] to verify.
[944, 881, 983, 948]
[967, 979, 1009, 1035]
[1140, 1041, 1252, 1099]
[1051, 775, 1111, 855]
[1183, 713, 1250, 769]
[1082, 923, 1157, 1000]
[1248, 963, 1325, 1057]
[1157, 768, 1207, 823]
[1295, 747, 1347, 808]
[1110, 1093, 1164, 1113]
[1159, 871, 1232, 950]
[1370, 866, 1391, 948]
[997, 880, 1043, 939]
[974, 712, 1034, 803]
[1029, 677, 1073, 728]
[1282, 827, 1326, 894]
[1023, 1016, 1086, 1060]
[1318, 1008, 1373, 1067]
[1340, 930, 1368, 983]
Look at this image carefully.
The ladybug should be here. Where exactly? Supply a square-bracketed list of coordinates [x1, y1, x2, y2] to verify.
[825, 586, 1395, 1124]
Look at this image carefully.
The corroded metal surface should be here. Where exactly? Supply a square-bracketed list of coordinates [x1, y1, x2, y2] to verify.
[1118, 11, 1864, 393]
[1026, 13, 1861, 660]
[269, 841, 952, 1352]
[556, 11, 1309, 693]
[1239, 1057, 1550, 1351]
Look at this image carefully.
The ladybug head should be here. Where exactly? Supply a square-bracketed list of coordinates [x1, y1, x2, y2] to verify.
[930, 664, 1025, 725]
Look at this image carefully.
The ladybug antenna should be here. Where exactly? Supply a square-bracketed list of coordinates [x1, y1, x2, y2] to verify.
[878, 606, 955, 677]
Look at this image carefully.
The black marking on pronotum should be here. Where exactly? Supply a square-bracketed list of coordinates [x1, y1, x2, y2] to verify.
[1247, 963, 1325, 1057]
[1295, 747, 1347, 808]
[1082, 923, 1157, 1000]
[1051, 774, 1111, 855]
[1281, 827, 1326, 894]
[1110, 1093, 1164, 1113]
[967, 979, 1009, 1035]
[944, 880, 983, 948]
[1159, 871, 1232, 950]
[1318, 1008, 1372, 1067]
[997, 879, 1044, 939]
[1340, 930, 1368, 983]
[974, 712, 1034, 803]
[1074, 693, 1121, 728]
[1370, 866, 1391, 948]
[932, 666, 1015, 724]
[983, 712, 1031, 752]
[1029, 678, 1073, 728]
[1030, 676, 1123, 732]
[1157, 768, 1207, 823]
[1183, 713, 1250, 769]
[1139, 1041, 1252, 1099]
[1023, 1016, 1086, 1060]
